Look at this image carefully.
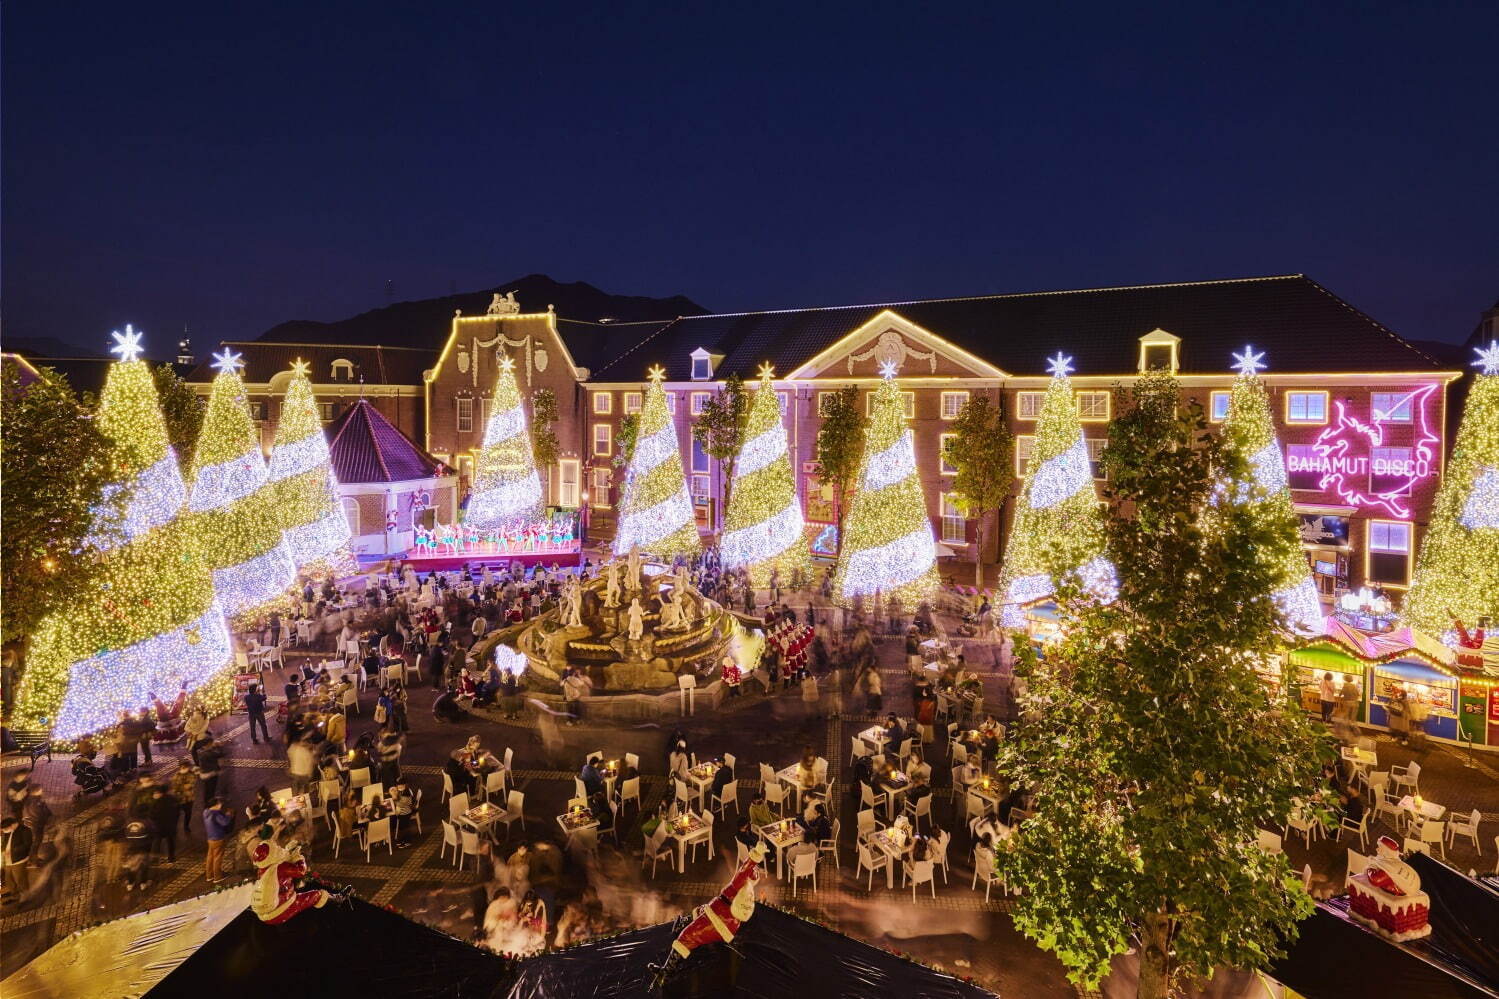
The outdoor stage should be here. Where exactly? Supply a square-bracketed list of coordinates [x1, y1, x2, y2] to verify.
[389, 545, 582, 573]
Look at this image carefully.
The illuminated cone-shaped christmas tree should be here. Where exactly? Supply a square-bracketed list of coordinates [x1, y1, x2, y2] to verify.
[833, 363, 940, 606]
[612, 366, 701, 559]
[996, 354, 1115, 628]
[1402, 341, 1499, 638]
[464, 355, 542, 528]
[721, 364, 809, 587]
[188, 350, 297, 615]
[1217, 346, 1324, 635]
[265, 359, 351, 568]
[15, 328, 232, 739]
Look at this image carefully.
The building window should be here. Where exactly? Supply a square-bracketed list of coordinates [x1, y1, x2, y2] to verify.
[690, 348, 714, 381]
[690, 391, 710, 416]
[592, 393, 613, 415]
[867, 391, 915, 419]
[340, 498, 360, 535]
[1015, 434, 1036, 476]
[624, 392, 642, 415]
[690, 473, 711, 499]
[665, 392, 676, 415]
[691, 439, 710, 473]
[1367, 520, 1412, 586]
[940, 391, 969, 420]
[330, 359, 355, 382]
[1085, 437, 1108, 480]
[592, 423, 611, 457]
[1371, 446, 1416, 496]
[817, 391, 838, 417]
[1017, 391, 1045, 420]
[1076, 391, 1110, 422]
[589, 467, 611, 508]
[455, 398, 473, 433]
[940, 494, 966, 544]
[1209, 390, 1232, 423]
[477, 399, 490, 433]
[1286, 391, 1328, 425]
[248, 400, 266, 422]
[558, 459, 580, 507]
[319, 402, 336, 423]
[940, 433, 958, 475]
[777, 392, 790, 417]
[1371, 392, 1413, 423]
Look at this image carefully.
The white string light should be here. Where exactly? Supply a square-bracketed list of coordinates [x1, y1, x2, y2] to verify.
[1473, 341, 1499, 376]
[188, 451, 275, 513]
[862, 429, 918, 491]
[88, 451, 187, 551]
[733, 422, 786, 479]
[1028, 437, 1092, 510]
[721, 496, 803, 567]
[284, 507, 353, 563]
[1231, 344, 1267, 376]
[614, 486, 696, 554]
[838, 526, 940, 599]
[211, 545, 299, 617]
[211, 348, 245, 374]
[1275, 577, 1325, 636]
[265, 432, 326, 483]
[1045, 352, 1075, 378]
[109, 325, 145, 363]
[1460, 466, 1499, 529]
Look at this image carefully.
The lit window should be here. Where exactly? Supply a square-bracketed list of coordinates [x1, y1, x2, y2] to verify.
[319, 402, 336, 423]
[1371, 392, 1413, 423]
[1371, 447, 1415, 495]
[777, 392, 790, 417]
[1017, 391, 1045, 420]
[867, 391, 916, 419]
[690, 474, 711, 499]
[940, 494, 966, 544]
[477, 399, 490, 432]
[248, 400, 265, 422]
[330, 358, 355, 382]
[940, 433, 958, 475]
[1286, 391, 1328, 424]
[590, 468, 611, 508]
[558, 459, 580, 507]
[1015, 435, 1036, 476]
[1076, 391, 1110, 422]
[665, 392, 676, 415]
[1085, 437, 1107, 480]
[455, 398, 473, 433]
[1367, 519, 1412, 586]
[940, 391, 969, 420]
[817, 391, 837, 416]
[624, 392, 642, 415]
[1210, 391, 1231, 422]
[592, 423, 611, 456]
[690, 348, 713, 381]
[691, 439, 710, 473]
[592, 393, 612, 415]
[688, 392, 709, 415]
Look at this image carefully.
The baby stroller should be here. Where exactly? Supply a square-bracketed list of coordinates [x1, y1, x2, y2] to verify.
[71, 755, 113, 797]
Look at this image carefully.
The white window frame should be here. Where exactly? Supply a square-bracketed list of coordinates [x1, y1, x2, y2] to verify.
[1017, 391, 1045, 421]
[940, 391, 969, 420]
[690, 473, 711, 499]
[1085, 437, 1108, 480]
[939, 432, 958, 475]
[340, 498, 361, 536]
[589, 467, 611, 508]
[1286, 391, 1329, 425]
[867, 390, 915, 419]
[1209, 390, 1232, 423]
[455, 398, 473, 434]
[1369, 519, 1411, 554]
[1371, 392, 1413, 423]
[1015, 434, 1036, 477]
[940, 493, 966, 545]
[817, 391, 838, 417]
[592, 392, 613, 415]
[777, 391, 790, 417]
[1076, 390, 1111, 422]
[330, 358, 355, 382]
[690, 391, 710, 416]
[557, 458, 580, 507]
[1366, 518, 1413, 587]
[665, 392, 676, 415]
[624, 392, 642, 415]
[592, 423, 612, 457]
[690, 348, 713, 381]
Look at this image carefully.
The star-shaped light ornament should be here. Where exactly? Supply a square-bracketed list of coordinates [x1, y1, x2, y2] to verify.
[647, 364, 667, 384]
[1231, 344, 1267, 377]
[878, 359, 899, 380]
[757, 361, 776, 381]
[289, 358, 311, 377]
[211, 348, 244, 374]
[1473, 340, 1499, 376]
[109, 325, 145, 363]
[499, 354, 516, 373]
[1046, 352, 1075, 379]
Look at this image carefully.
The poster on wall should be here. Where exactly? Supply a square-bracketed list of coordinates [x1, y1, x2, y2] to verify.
[804, 464, 836, 524]
[1298, 513, 1350, 547]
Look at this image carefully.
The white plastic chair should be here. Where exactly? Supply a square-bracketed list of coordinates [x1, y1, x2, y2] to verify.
[348, 767, 371, 790]
[1339, 810, 1369, 850]
[458, 829, 482, 871]
[441, 772, 455, 803]
[1345, 848, 1368, 889]
[341, 686, 360, 716]
[903, 858, 936, 900]
[904, 793, 932, 833]
[624, 752, 639, 772]
[1447, 809, 1482, 854]
[449, 791, 470, 823]
[930, 830, 951, 883]
[483, 769, 506, 803]
[498, 790, 525, 837]
[860, 783, 887, 817]
[1256, 829, 1283, 854]
[1287, 810, 1321, 850]
[972, 845, 1005, 901]
[722, 753, 736, 774]
[789, 849, 818, 896]
[642, 823, 674, 878]
[850, 737, 869, 764]
[404, 654, 423, 685]
[819, 818, 841, 870]
[364, 817, 393, 861]
[856, 808, 879, 843]
[763, 781, 787, 817]
[712, 780, 739, 819]
[1390, 761, 1421, 796]
[685, 812, 715, 865]
[856, 841, 887, 890]
[678, 674, 697, 715]
[619, 776, 642, 812]
[1419, 820, 1447, 859]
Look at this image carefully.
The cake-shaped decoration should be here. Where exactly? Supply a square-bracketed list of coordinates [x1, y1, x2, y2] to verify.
[1347, 835, 1432, 942]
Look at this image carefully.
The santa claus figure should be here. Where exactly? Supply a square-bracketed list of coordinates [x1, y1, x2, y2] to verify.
[652, 843, 766, 988]
[1450, 612, 1488, 670]
[152, 684, 189, 744]
[247, 824, 345, 924]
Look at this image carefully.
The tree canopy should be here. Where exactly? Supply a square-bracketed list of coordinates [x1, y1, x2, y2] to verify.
[812, 384, 865, 557]
[943, 393, 1015, 566]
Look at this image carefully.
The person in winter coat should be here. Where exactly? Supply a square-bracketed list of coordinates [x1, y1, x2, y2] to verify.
[122, 813, 154, 891]
[148, 785, 180, 862]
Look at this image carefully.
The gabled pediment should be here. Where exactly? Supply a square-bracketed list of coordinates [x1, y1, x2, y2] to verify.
[786, 310, 1008, 380]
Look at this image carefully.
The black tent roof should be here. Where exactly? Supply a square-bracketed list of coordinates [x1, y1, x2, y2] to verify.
[505, 904, 997, 999]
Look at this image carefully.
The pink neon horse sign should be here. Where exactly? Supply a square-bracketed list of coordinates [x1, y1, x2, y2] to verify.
[1290, 384, 1439, 519]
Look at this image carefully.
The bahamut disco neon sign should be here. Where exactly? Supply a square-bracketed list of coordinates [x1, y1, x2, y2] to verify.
[1285, 384, 1439, 519]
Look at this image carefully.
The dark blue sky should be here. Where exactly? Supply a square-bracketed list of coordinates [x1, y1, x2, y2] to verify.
[4, 1, 1496, 355]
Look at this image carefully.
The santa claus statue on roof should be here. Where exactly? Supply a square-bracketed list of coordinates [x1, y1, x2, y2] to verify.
[651, 842, 767, 989]
[247, 822, 348, 924]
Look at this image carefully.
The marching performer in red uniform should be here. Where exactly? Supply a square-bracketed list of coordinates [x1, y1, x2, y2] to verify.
[652, 843, 766, 988]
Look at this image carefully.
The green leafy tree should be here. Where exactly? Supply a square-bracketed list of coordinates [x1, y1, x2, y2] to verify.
[0, 363, 121, 647]
[152, 364, 205, 472]
[689, 373, 749, 520]
[614, 413, 640, 469]
[812, 385, 865, 557]
[996, 373, 1321, 999]
[942, 394, 1015, 570]
[530, 387, 560, 470]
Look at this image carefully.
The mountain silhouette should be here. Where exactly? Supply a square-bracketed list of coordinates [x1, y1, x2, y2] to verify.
[255, 274, 707, 347]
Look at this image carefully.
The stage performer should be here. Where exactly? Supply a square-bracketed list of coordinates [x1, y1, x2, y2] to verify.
[652, 843, 766, 989]
[152, 683, 189, 744]
[247, 823, 347, 923]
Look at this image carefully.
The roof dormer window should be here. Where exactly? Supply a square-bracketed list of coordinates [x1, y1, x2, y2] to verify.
[331, 358, 355, 382]
[689, 348, 714, 381]
[1137, 329, 1180, 374]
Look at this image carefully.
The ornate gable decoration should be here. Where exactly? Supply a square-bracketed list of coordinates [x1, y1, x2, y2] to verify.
[847, 327, 937, 375]
[786, 310, 1008, 381]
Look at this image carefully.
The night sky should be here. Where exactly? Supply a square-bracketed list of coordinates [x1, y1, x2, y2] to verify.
[4, 2, 1496, 356]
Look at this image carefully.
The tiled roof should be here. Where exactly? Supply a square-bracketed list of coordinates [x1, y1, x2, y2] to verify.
[591, 275, 1449, 381]
[326, 398, 443, 483]
[184, 342, 436, 386]
[555, 318, 676, 374]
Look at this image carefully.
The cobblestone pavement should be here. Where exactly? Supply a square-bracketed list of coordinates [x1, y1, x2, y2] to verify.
[4, 599, 1497, 998]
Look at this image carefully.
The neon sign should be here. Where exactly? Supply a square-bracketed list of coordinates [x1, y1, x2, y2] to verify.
[1284, 384, 1438, 519]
